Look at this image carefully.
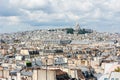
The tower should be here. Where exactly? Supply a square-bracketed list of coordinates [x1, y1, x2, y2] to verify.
[74, 23, 81, 34]
[75, 23, 80, 31]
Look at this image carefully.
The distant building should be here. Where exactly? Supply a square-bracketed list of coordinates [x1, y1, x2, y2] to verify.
[98, 72, 120, 80]
[74, 23, 81, 34]
[43, 40, 71, 45]
[74, 23, 81, 31]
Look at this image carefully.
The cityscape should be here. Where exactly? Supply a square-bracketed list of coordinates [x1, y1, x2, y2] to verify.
[0, 0, 120, 80]
[0, 24, 120, 80]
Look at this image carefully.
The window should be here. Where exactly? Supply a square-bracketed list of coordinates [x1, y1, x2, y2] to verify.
[104, 78, 108, 80]
[115, 78, 119, 80]
[111, 78, 114, 80]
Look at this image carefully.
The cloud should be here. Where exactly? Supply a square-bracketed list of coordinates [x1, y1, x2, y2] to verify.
[0, 0, 120, 33]
[9, 0, 50, 9]
[103, 0, 120, 12]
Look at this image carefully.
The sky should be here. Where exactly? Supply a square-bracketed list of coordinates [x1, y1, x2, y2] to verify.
[0, 0, 120, 33]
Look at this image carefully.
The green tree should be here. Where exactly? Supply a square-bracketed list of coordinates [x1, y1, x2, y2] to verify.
[78, 29, 86, 34]
[78, 28, 92, 34]
[66, 28, 74, 34]
[114, 67, 120, 72]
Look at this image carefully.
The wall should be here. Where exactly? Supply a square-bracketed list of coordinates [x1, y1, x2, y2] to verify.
[38, 69, 56, 80]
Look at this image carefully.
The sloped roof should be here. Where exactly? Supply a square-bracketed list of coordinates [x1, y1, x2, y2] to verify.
[71, 40, 91, 45]
[21, 71, 33, 76]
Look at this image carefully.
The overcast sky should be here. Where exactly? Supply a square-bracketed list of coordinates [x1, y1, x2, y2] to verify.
[0, 0, 120, 33]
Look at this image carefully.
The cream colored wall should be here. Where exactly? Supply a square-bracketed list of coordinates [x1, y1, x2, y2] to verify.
[0, 70, 3, 77]
[38, 70, 56, 80]
[20, 50, 29, 55]
[32, 70, 38, 80]
[3, 70, 9, 78]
